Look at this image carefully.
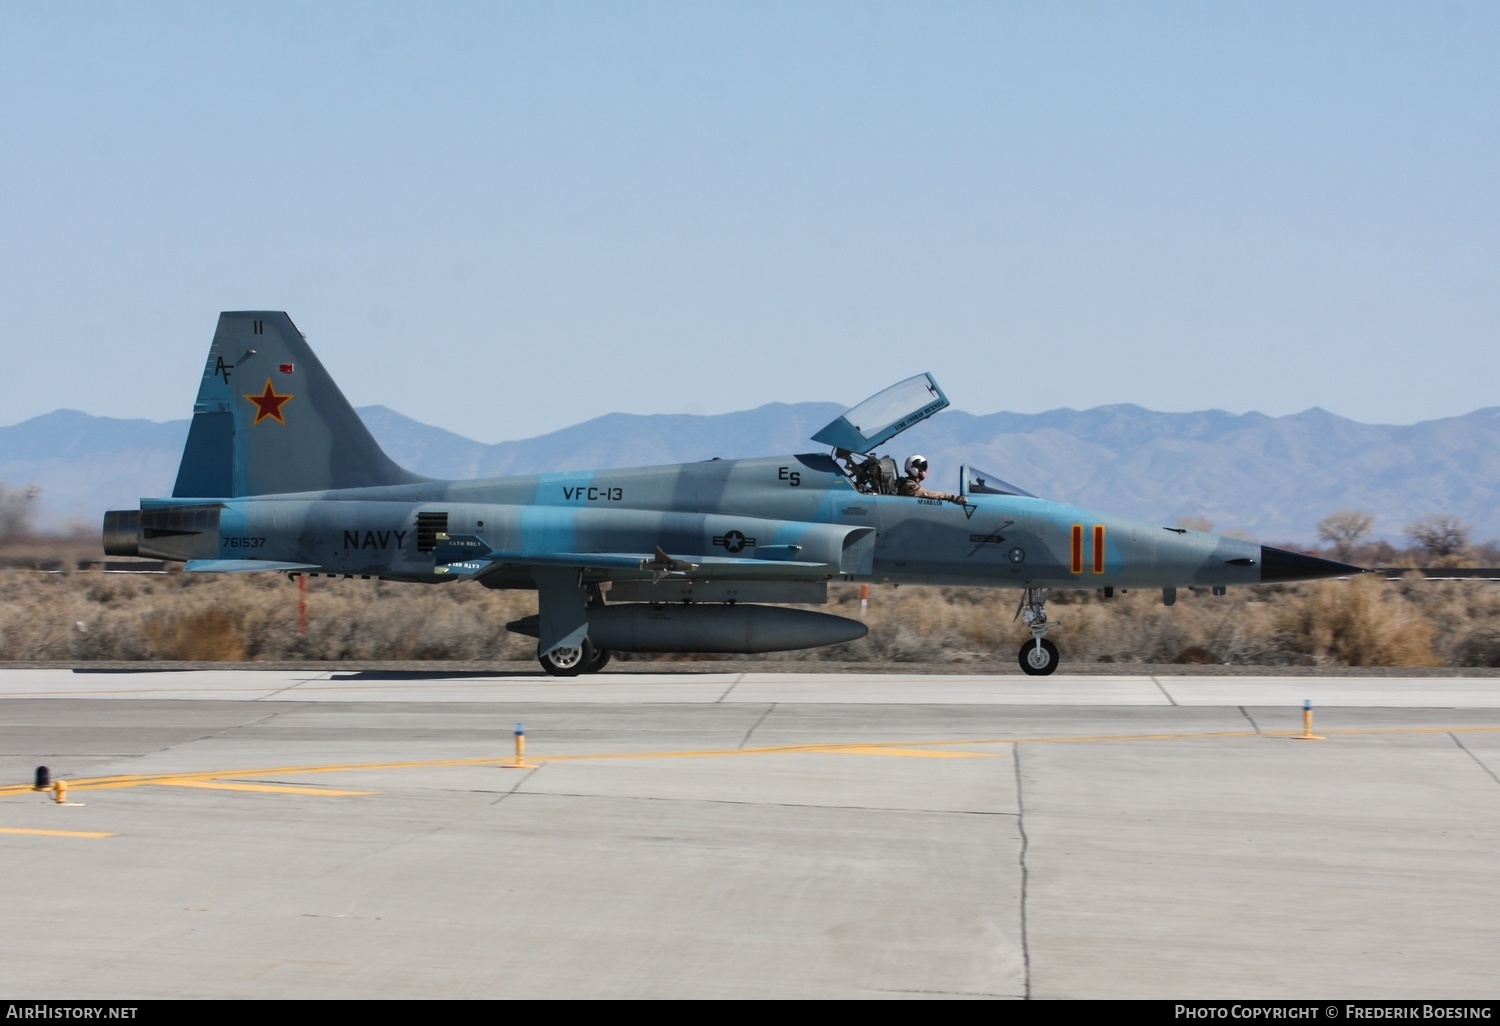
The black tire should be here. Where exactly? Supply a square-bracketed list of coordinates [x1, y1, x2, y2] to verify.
[1018, 638, 1060, 676]
[582, 647, 612, 674]
[539, 639, 594, 677]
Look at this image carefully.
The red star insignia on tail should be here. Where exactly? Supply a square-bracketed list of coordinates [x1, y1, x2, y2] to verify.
[245, 379, 294, 425]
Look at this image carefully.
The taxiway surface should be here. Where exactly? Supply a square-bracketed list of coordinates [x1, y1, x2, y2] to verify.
[2, 667, 1498, 999]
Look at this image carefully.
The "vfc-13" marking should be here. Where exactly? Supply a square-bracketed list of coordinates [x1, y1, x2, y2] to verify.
[562, 486, 624, 501]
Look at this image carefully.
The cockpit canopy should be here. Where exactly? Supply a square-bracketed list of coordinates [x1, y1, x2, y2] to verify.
[813, 373, 1038, 500]
[811, 373, 948, 454]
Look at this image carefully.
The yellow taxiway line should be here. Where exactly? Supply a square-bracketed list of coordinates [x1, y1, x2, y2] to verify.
[0, 827, 114, 838]
[150, 778, 376, 796]
[4, 723, 1499, 798]
[828, 746, 1002, 758]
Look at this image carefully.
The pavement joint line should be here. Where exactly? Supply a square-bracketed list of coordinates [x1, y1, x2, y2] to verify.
[1449, 733, 1500, 789]
[715, 673, 746, 703]
[738, 702, 776, 748]
[257, 672, 329, 700]
[1013, 745, 1031, 1001]
[6, 723, 1500, 798]
[1150, 674, 1178, 705]
[177, 706, 289, 751]
[489, 768, 538, 804]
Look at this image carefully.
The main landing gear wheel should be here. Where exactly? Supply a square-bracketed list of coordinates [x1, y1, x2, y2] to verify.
[538, 639, 595, 677]
[582, 646, 612, 674]
[1019, 638, 1059, 676]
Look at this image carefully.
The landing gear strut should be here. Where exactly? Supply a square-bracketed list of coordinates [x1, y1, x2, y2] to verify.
[1014, 588, 1060, 676]
[579, 584, 612, 673]
[536, 582, 614, 676]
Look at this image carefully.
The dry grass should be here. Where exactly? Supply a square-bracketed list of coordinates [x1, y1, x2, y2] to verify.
[0, 558, 1491, 666]
[819, 578, 1448, 667]
[0, 568, 540, 663]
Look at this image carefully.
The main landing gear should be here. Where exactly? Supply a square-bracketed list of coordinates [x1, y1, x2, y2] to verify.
[535, 583, 613, 676]
[1015, 588, 1060, 676]
[537, 640, 613, 677]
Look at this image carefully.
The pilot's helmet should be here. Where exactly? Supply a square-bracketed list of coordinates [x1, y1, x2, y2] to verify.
[905, 455, 928, 476]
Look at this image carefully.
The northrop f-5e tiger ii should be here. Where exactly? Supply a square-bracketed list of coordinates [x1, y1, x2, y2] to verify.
[104, 312, 1363, 675]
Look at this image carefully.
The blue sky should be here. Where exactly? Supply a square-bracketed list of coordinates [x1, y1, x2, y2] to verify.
[3, 2, 1496, 443]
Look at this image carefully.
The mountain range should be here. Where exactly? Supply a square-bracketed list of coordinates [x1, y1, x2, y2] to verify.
[4, 402, 1498, 545]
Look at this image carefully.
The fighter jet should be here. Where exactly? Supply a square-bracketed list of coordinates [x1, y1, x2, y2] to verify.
[103, 312, 1363, 676]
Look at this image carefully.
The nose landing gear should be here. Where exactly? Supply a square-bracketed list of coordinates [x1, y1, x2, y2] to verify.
[1015, 588, 1060, 676]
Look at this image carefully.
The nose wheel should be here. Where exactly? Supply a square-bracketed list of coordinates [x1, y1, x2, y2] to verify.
[1019, 637, 1059, 676]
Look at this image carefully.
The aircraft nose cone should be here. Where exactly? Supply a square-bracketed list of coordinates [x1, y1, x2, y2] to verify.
[1259, 545, 1366, 583]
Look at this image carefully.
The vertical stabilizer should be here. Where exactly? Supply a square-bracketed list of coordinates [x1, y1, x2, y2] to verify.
[172, 312, 427, 497]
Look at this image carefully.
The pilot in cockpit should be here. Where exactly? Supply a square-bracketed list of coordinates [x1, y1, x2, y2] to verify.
[899, 455, 963, 503]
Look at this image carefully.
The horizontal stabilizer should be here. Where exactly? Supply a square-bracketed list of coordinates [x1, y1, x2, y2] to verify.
[185, 559, 321, 573]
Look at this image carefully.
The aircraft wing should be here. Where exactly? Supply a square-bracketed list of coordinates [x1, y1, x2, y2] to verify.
[433, 537, 834, 580]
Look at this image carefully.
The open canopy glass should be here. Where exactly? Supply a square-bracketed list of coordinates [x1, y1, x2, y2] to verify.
[810, 373, 949, 454]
